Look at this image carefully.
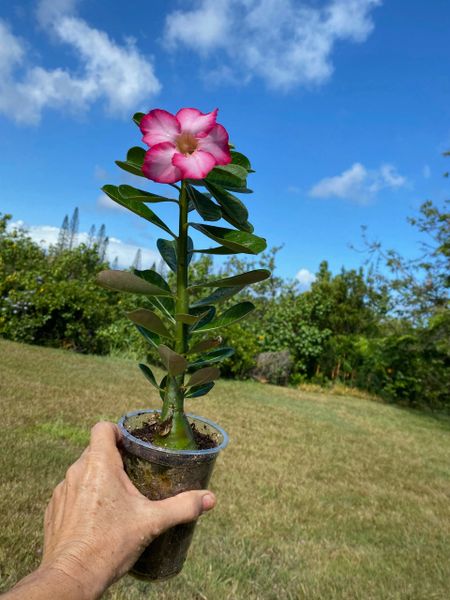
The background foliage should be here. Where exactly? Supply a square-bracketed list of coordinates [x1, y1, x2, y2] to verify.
[1, 194, 448, 410]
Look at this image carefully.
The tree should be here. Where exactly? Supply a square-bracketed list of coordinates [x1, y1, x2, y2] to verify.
[362, 156, 449, 324]
[131, 248, 142, 270]
[87, 224, 96, 248]
[353, 156, 450, 407]
[57, 214, 70, 251]
[96, 224, 108, 262]
[68, 207, 79, 250]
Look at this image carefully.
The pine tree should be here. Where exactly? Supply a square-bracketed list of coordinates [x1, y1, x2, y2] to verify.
[96, 224, 108, 262]
[68, 207, 79, 250]
[57, 214, 69, 251]
[131, 248, 142, 271]
[87, 224, 96, 249]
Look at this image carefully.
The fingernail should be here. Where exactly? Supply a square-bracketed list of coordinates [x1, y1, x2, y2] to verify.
[201, 493, 215, 512]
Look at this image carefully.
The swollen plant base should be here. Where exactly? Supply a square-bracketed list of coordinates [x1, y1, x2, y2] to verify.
[118, 409, 228, 581]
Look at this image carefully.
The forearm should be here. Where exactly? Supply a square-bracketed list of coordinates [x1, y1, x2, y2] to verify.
[2, 565, 104, 600]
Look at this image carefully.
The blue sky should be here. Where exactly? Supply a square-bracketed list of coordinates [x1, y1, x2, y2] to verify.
[1, 0, 449, 286]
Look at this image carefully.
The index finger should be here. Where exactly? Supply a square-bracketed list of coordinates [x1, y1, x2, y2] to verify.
[89, 421, 122, 460]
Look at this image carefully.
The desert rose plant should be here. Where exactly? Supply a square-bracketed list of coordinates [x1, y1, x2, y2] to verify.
[97, 108, 270, 450]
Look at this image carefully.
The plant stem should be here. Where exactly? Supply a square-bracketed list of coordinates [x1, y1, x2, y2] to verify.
[158, 181, 196, 450]
[175, 180, 189, 358]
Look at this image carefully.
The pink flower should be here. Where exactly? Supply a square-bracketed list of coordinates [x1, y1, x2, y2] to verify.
[139, 108, 232, 184]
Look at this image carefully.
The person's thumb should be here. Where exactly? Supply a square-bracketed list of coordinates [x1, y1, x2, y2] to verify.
[145, 490, 216, 537]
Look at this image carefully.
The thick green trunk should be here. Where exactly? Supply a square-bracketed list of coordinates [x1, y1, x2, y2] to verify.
[157, 182, 196, 450]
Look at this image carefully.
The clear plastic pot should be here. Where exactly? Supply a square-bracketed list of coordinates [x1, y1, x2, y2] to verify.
[118, 409, 228, 581]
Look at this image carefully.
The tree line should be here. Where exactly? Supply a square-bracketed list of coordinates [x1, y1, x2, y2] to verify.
[1, 196, 448, 410]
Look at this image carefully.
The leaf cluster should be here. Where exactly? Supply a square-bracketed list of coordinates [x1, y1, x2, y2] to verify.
[96, 116, 271, 403]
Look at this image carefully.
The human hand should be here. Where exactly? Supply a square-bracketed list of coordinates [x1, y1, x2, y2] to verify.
[33, 421, 215, 599]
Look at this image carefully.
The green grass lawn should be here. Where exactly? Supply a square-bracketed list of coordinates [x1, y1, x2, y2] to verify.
[1, 338, 450, 599]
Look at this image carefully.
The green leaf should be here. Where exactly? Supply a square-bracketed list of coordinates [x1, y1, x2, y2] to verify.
[188, 161, 253, 193]
[96, 270, 172, 296]
[138, 363, 159, 388]
[230, 151, 252, 171]
[195, 246, 241, 255]
[188, 337, 223, 354]
[175, 312, 208, 325]
[157, 237, 194, 273]
[158, 345, 188, 376]
[175, 314, 199, 325]
[135, 325, 160, 349]
[127, 308, 172, 338]
[147, 296, 176, 322]
[191, 286, 244, 308]
[207, 164, 247, 188]
[193, 302, 255, 333]
[128, 146, 146, 164]
[189, 269, 270, 291]
[185, 382, 215, 398]
[102, 185, 175, 237]
[186, 366, 220, 388]
[219, 214, 254, 234]
[186, 184, 221, 221]
[133, 112, 145, 126]
[190, 224, 266, 255]
[204, 181, 249, 226]
[115, 146, 146, 178]
[133, 270, 175, 315]
[118, 184, 175, 204]
[134, 269, 172, 293]
[157, 239, 177, 273]
[159, 375, 167, 401]
[220, 185, 253, 194]
[189, 306, 216, 332]
[189, 347, 235, 369]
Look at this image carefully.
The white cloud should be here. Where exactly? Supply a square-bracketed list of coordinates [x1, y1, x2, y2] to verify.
[163, 0, 381, 90]
[97, 192, 127, 212]
[309, 162, 407, 204]
[378, 164, 406, 189]
[10, 221, 62, 246]
[164, 2, 231, 54]
[36, 0, 79, 25]
[0, 19, 24, 69]
[8, 220, 160, 268]
[107, 237, 161, 270]
[0, 3, 161, 125]
[296, 268, 316, 290]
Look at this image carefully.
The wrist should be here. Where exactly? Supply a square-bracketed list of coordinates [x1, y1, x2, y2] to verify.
[33, 562, 106, 600]
[3, 564, 101, 600]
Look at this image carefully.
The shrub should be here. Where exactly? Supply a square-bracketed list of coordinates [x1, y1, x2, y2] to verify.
[251, 350, 293, 385]
[96, 318, 147, 361]
[357, 315, 450, 409]
[0, 219, 117, 354]
[220, 322, 262, 379]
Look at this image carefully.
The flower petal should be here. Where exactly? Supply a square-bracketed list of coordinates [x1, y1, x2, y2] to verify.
[142, 142, 182, 184]
[140, 109, 180, 147]
[176, 108, 218, 136]
[197, 124, 232, 165]
[172, 150, 216, 180]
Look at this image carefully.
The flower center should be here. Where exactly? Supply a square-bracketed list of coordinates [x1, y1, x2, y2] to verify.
[176, 132, 198, 155]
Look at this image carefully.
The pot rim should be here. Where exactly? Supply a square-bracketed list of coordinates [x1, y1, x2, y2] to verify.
[118, 409, 228, 457]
